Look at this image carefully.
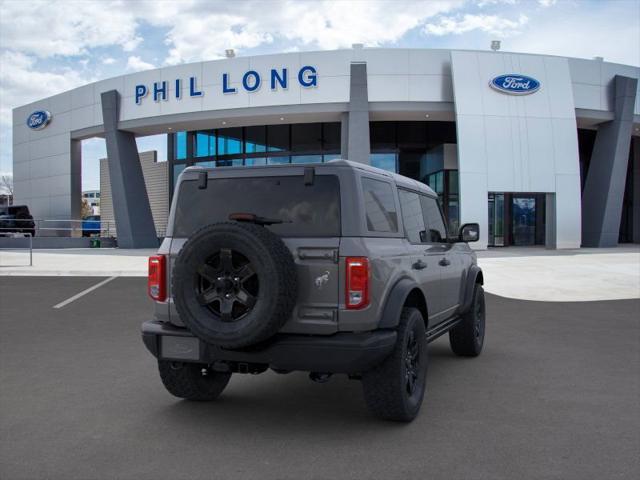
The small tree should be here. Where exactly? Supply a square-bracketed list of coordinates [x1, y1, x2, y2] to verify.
[81, 199, 92, 218]
[0, 174, 13, 198]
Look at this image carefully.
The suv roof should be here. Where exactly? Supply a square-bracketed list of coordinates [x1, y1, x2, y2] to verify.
[181, 159, 437, 198]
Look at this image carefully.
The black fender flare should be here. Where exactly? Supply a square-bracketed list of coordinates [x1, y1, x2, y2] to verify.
[459, 265, 484, 314]
[378, 278, 424, 329]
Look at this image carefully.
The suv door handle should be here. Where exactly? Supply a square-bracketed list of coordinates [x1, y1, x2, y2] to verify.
[439, 258, 451, 267]
[412, 260, 427, 270]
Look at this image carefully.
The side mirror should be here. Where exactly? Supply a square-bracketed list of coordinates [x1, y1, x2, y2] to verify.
[458, 223, 480, 243]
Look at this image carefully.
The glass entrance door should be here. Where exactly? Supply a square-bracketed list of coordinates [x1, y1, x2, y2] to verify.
[512, 196, 536, 246]
[488, 193, 505, 246]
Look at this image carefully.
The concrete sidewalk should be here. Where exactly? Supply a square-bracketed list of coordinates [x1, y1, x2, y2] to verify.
[0, 248, 154, 277]
[477, 246, 640, 302]
[0, 245, 638, 302]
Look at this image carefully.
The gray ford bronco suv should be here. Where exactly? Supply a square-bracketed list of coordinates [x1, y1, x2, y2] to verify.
[142, 160, 485, 422]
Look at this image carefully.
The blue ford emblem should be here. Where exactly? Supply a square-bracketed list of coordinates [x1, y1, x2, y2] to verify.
[490, 74, 540, 95]
[26, 110, 52, 130]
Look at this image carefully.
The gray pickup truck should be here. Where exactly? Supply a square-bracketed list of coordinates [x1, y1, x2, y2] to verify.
[142, 160, 485, 422]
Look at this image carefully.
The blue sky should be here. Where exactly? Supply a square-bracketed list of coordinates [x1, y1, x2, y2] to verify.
[1, 0, 638, 191]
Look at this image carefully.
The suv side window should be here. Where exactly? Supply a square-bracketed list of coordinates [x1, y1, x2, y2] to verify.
[398, 189, 427, 243]
[420, 195, 448, 243]
[361, 177, 398, 233]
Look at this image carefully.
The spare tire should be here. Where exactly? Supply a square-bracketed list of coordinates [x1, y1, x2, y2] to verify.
[172, 222, 297, 349]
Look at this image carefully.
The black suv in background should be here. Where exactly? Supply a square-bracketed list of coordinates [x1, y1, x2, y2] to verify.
[0, 205, 36, 237]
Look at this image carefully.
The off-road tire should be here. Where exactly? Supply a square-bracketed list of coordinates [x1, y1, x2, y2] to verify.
[172, 222, 297, 349]
[449, 283, 485, 357]
[362, 308, 428, 422]
[158, 360, 231, 401]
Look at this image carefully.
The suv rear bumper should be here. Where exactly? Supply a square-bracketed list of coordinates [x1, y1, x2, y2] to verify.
[141, 320, 397, 374]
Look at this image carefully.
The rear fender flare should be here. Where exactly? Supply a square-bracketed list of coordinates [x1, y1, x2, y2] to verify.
[378, 278, 426, 329]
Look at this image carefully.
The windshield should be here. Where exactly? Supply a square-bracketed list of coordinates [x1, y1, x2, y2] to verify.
[173, 174, 341, 237]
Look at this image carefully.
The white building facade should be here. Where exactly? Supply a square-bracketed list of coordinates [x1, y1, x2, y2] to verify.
[12, 48, 640, 248]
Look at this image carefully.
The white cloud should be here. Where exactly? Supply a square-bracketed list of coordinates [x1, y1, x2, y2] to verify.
[0, 50, 93, 172]
[538, 0, 557, 7]
[127, 0, 464, 65]
[126, 56, 155, 72]
[102, 57, 116, 65]
[507, 5, 640, 66]
[0, 51, 89, 125]
[424, 13, 529, 37]
[0, 0, 142, 58]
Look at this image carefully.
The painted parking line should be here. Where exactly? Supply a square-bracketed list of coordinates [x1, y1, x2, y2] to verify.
[52, 276, 118, 309]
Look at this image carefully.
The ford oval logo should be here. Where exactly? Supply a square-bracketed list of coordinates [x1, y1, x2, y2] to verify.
[26, 110, 52, 130]
[490, 74, 540, 95]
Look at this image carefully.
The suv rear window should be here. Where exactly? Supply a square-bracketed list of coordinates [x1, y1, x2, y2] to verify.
[173, 175, 341, 237]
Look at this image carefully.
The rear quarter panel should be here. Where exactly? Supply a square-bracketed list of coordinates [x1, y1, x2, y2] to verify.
[338, 236, 413, 332]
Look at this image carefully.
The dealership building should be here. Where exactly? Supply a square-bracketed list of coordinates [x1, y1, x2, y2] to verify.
[11, 47, 640, 248]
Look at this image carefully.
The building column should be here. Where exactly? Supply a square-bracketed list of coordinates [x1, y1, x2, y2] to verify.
[581, 75, 638, 247]
[101, 90, 158, 249]
[632, 136, 640, 243]
[69, 139, 82, 237]
[347, 62, 370, 164]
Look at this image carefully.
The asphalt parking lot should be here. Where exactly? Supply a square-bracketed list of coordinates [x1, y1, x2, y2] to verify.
[0, 277, 638, 480]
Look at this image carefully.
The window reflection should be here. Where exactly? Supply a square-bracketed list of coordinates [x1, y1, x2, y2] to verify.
[175, 131, 187, 160]
[267, 156, 290, 165]
[291, 155, 322, 164]
[195, 131, 215, 157]
[218, 127, 242, 155]
[370, 153, 397, 173]
[245, 126, 266, 153]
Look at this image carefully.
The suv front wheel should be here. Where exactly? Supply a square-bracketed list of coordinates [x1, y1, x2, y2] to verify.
[158, 361, 231, 401]
[362, 308, 428, 422]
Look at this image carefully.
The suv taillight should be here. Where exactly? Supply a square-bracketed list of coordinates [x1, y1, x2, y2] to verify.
[148, 255, 166, 301]
[345, 257, 369, 309]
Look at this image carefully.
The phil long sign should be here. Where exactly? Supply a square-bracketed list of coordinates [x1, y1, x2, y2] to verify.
[490, 74, 540, 95]
[135, 65, 318, 105]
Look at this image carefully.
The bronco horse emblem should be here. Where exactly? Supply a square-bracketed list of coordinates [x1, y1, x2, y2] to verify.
[314, 271, 330, 289]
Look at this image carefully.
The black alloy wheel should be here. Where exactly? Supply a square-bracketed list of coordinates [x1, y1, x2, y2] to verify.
[405, 329, 420, 396]
[449, 283, 486, 357]
[473, 289, 485, 343]
[196, 248, 259, 322]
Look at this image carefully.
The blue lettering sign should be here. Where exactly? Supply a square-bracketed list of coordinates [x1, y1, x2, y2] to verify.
[298, 66, 317, 87]
[134, 65, 318, 105]
[189, 76, 203, 97]
[135, 85, 148, 104]
[271, 68, 287, 90]
[242, 70, 261, 92]
[222, 73, 236, 94]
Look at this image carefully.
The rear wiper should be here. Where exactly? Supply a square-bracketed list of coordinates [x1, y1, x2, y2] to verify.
[228, 212, 291, 226]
